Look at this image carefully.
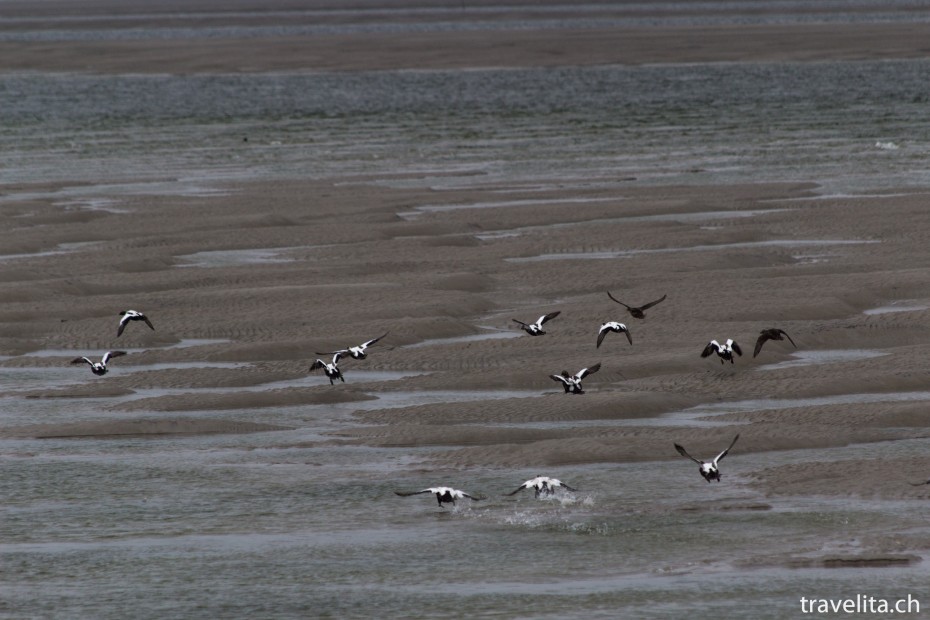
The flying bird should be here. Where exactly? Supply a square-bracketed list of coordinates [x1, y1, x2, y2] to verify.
[394, 486, 483, 507]
[596, 321, 632, 348]
[117, 309, 154, 337]
[674, 434, 740, 483]
[317, 332, 388, 360]
[309, 352, 345, 384]
[908, 477, 930, 487]
[504, 476, 577, 498]
[71, 350, 127, 376]
[753, 328, 796, 357]
[550, 363, 601, 394]
[512, 311, 560, 336]
[606, 292, 666, 319]
[701, 339, 742, 364]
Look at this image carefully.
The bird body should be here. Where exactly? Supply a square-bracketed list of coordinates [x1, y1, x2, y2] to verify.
[596, 321, 632, 348]
[71, 350, 127, 376]
[317, 332, 388, 360]
[550, 363, 601, 394]
[607, 292, 666, 319]
[753, 328, 796, 357]
[512, 311, 560, 336]
[505, 476, 577, 498]
[117, 310, 154, 337]
[701, 339, 742, 364]
[675, 434, 740, 482]
[395, 486, 482, 507]
[309, 352, 345, 384]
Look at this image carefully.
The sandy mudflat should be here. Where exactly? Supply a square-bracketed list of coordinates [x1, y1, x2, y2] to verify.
[2, 2, 930, 514]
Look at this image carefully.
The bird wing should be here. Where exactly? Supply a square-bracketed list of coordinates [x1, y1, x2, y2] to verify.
[779, 329, 797, 348]
[116, 315, 130, 337]
[753, 333, 770, 357]
[730, 341, 743, 357]
[606, 291, 632, 309]
[621, 325, 633, 345]
[331, 352, 343, 364]
[596, 325, 610, 348]
[504, 483, 530, 496]
[538, 311, 561, 326]
[309, 359, 325, 371]
[512, 318, 529, 328]
[360, 332, 388, 349]
[102, 351, 126, 364]
[71, 357, 94, 366]
[394, 489, 435, 497]
[713, 434, 741, 466]
[638, 294, 667, 311]
[549, 373, 571, 385]
[459, 492, 482, 501]
[577, 363, 601, 380]
[701, 341, 718, 358]
[554, 480, 578, 492]
[142, 315, 155, 330]
[316, 349, 349, 356]
[675, 443, 704, 465]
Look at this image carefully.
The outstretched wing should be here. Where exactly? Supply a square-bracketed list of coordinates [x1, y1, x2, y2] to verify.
[141, 314, 155, 331]
[549, 373, 571, 386]
[577, 363, 601, 380]
[621, 325, 632, 345]
[361, 332, 388, 349]
[512, 318, 529, 328]
[779, 329, 796, 348]
[537, 311, 561, 326]
[556, 480, 578, 492]
[459, 492, 483, 501]
[596, 325, 611, 348]
[753, 333, 771, 358]
[117, 315, 130, 337]
[713, 434, 741, 466]
[730, 341, 743, 357]
[394, 489, 435, 497]
[102, 350, 126, 365]
[309, 359, 325, 371]
[315, 349, 349, 357]
[606, 291, 631, 310]
[675, 443, 704, 465]
[638, 294, 667, 311]
[71, 356, 94, 367]
[700, 341, 717, 358]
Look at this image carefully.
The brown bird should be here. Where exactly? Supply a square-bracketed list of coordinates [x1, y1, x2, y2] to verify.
[607, 292, 666, 319]
[753, 328, 796, 357]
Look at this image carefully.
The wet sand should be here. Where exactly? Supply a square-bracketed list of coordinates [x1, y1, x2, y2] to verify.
[2, 0, 930, 556]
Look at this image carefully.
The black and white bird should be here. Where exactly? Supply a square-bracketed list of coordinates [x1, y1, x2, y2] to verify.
[550, 363, 601, 394]
[70, 350, 127, 376]
[596, 321, 632, 348]
[674, 434, 740, 483]
[309, 352, 345, 384]
[607, 292, 666, 319]
[753, 328, 796, 357]
[117, 309, 154, 337]
[504, 476, 577, 498]
[317, 332, 388, 360]
[512, 311, 560, 336]
[394, 486, 483, 507]
[701, 339, 742, 364]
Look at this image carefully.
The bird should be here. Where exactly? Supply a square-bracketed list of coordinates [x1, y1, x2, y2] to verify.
[674, 434, 740, 483]
[908, 477, 930, 487]
[753, 328, 796, 357]
[504, 476, 577, 498]
[317, 332, 388, 360]
[70, 350, 127, 376]
[394, 486, 483, 507]
[117, 309, 154, 337]
[701, 339, 742, 364]
[596, 321, 632, 348]
[607, 292, 666, 319]
[550, 363, 601, 394]
[512, 311, 560, 336]
[309, 352, 345, 384]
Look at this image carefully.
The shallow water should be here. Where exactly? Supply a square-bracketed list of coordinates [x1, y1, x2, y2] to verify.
[5, 4, 930, 618]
